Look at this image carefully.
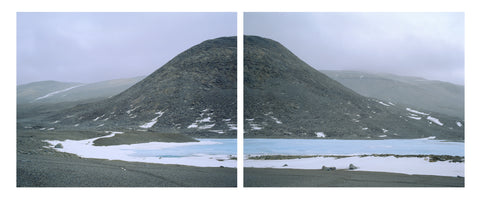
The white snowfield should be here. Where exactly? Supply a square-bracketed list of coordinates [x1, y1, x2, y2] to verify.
[244, 155, 464, 177]
[34, 84, 84, 101]
[44, 131, 236, 168]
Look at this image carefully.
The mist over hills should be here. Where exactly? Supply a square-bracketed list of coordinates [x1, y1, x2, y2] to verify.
[321, 70, 464, 119]
[17, 77, 145, 104]
[35, 37, 237, 137]
[17, 77, 145, 122]
[244, 35, 463, 140]
[17, 36, 463, 140]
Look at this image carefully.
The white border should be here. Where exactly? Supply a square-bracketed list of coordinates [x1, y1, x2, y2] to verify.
[3, 0, 479, 197]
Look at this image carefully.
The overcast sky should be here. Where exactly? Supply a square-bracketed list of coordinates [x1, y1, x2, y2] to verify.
[245, 12, 464, 85]
[17, 12, 236, 85]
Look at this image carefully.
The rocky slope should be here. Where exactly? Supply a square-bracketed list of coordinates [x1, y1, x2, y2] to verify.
[244, 36, 463, 140]
[39, 37, 237, 137]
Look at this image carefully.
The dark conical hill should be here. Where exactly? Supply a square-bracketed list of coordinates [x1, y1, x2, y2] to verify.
[49, 37, 237, 137]
[244, 35, 463, 140]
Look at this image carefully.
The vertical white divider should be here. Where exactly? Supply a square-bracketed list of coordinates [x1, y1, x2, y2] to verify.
[237, 12, 244, 188]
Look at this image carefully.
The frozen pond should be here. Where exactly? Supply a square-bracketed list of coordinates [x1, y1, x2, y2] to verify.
[244, 138, 464, 156]
[44, 132, 237, 168]
[244, 138, 464, 177]
[44, 132, 464, 176]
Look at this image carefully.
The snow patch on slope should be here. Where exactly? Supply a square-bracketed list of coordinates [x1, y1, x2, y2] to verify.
[427, 116, 443, 126]
[407, 116, 422, 120]
[139, 111, 165, 128]
[456, 121, 463, 127]
[187, 109, 217, 130]
[406, 108, 429, 115]
[265, 112, 282, 124]
[315, 132, 326, 138]
[34, 84, 84, 101]
[378, 101, 390, 106]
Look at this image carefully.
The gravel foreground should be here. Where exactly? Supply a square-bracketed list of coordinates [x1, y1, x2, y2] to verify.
[17, 130, 236, 187]
[17, 154, 236, 187]
[17, 129, 464, 187]
[244, 167, 464, 187]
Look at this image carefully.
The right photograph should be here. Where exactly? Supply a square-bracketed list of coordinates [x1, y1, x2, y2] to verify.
[243, 12, 464, 187]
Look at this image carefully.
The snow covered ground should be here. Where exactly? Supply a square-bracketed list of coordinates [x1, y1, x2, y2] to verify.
[244, 155, 464, 177]
[43, 132, 463, 176]
[44, 132, 236, 168]
[244, 138, 463, 177]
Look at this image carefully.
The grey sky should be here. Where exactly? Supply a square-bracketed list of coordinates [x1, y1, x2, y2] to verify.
[245, 12, 464, 85]
[17, 12, 236, 85]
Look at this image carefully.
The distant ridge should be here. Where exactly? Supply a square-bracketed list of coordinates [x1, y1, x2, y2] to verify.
[17, 76, 145, 104]
[321, 70, 464, 119]
[244, 35, 463, 140]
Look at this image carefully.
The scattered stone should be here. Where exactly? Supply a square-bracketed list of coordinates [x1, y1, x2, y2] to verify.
[349, 163, 358, 170]
[322, 166, 336, 171]
[54, 143, 63, 148]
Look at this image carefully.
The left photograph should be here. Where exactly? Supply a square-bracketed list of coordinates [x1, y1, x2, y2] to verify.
[17, 12, 237, 187]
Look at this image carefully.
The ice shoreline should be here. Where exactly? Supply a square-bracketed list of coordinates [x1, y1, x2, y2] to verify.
[43, 132, 463, 176]
[43, 131, 237, 168]
[244, 155, 464, 177]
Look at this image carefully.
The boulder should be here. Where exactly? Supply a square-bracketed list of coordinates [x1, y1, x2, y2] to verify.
[322, 166, 336, 171]
[349, 163, 358, 170]
[54, 143, 63, 148]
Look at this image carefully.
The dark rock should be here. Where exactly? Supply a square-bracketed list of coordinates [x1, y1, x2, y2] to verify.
[282, 164, 288, 167]
[54, 143, 63, 148]
[321, 166, 336, 171]
[349, 163, 358, 170]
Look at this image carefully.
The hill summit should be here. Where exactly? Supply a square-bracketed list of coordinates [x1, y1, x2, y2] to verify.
[244, 35, 463, 140]
[47, 37, 237, 137]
